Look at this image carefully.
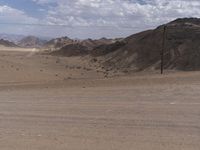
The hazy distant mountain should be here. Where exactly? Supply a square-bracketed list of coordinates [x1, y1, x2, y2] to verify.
[0, 33, 24, 43]
[93, 18, 200, 71]
[0, 39, 18, 47]
[18, 36, 47, 48]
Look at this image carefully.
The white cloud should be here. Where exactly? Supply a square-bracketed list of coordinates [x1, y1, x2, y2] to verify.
[40, 0, 200, 30]
[32, 0, 56, 4]
[0, 5, 38, 24]
[2, 0, 200, 38]
[0, 5, 41, 37]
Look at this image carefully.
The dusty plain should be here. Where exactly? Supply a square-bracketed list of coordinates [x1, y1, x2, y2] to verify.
[0, 48, 199, 150]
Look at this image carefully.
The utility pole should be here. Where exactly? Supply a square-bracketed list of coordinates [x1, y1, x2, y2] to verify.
[161, 25, 166, 74]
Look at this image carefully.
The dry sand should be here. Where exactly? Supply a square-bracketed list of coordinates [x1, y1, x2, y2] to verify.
[0, 49, 199, 150]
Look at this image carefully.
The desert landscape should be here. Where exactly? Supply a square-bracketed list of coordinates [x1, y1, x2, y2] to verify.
[0, 18, 200, 150]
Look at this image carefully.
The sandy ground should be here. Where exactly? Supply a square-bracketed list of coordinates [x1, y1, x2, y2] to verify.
[0, 49, 199, 150]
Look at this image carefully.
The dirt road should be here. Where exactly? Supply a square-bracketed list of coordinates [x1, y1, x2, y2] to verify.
[0, 80, 199, 150]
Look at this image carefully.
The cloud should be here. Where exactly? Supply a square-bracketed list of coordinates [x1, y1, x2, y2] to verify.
[32, 0, 200, 38]
[0, 5, 38, 24]
[2, 0, 200, 38]
[0, 5, 41, 37]
[43, 0, 200, 27]
[32, 0, 56, 4]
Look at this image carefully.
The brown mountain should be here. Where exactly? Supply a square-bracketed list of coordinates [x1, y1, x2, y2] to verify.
[50, 37, 116, 56]
[45, 37, 115, 50]
[44, 36, 74, 49]
[51, 43, 89, 57]
[94, 18, 200, 71]
[91, 40, 126, 56]
[80, 38, 117, 50]
[0, 39, 18, 47]
[18, 36, 46, 48]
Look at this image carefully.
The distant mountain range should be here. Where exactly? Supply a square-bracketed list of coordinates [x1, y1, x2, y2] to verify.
[2, 18, 200, 72]
[0, 33, 24, 43]
[50, 17, 200, 72]
[0, 34, 121, 50]
[0, 39, 18, 47]
[0, 33, 51, 47]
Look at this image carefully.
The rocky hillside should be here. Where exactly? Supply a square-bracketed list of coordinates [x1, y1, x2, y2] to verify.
[49, 37, 118, 56]
[18, 36, 46, 48]
[79, 38, 117, 51]
[51, 43, 89, 57]
[91, 40, 126, 57]
[43, 36, 74, 50]
[93, 18, 200, 71]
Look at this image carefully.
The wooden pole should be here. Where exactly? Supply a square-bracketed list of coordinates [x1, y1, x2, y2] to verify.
[161, 25, 166, 74]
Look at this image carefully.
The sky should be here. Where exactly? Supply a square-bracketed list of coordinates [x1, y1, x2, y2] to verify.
[0, 0, 200, 39]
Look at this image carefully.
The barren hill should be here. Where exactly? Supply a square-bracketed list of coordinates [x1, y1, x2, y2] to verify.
[18, 36, 46, 48]
[95, 18, 200, 72]
[51, 43, 89, 57]
[80, 38, 116, 50]
[91, 40, 126, 57]
[44, 36, 74, 50]
[49, 37, 116, 56]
